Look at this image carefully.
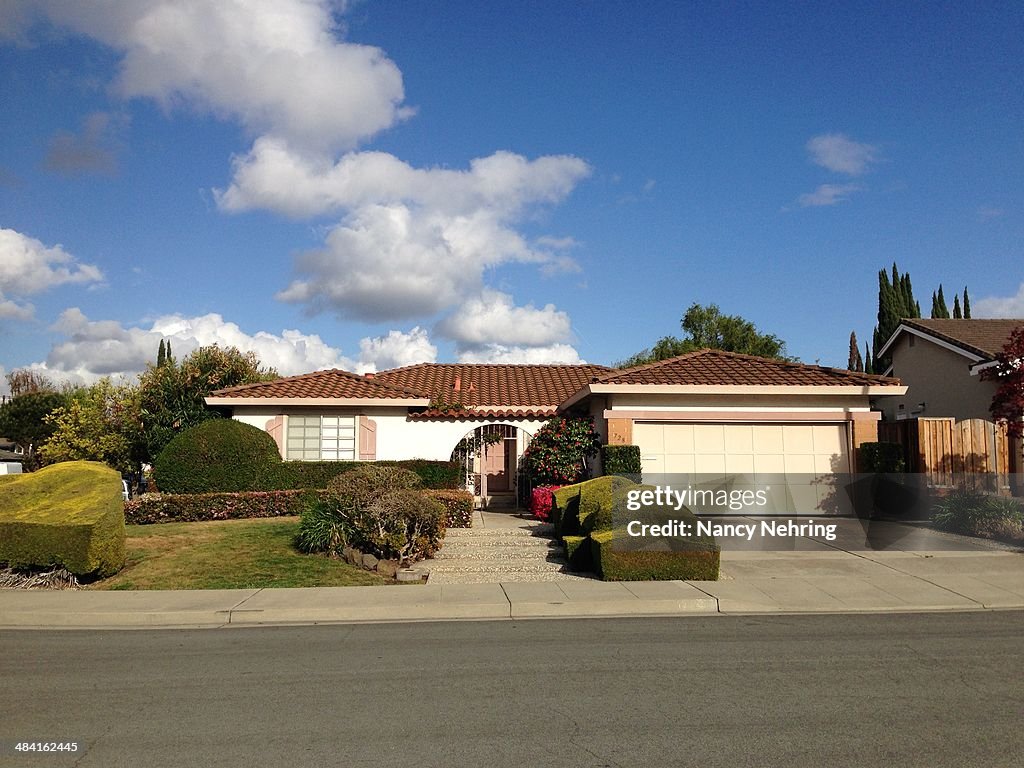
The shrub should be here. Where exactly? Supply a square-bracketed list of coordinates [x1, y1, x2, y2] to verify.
[424, 489, 475, 528]
[562, 534, 591, 571]
[859, 442, 906, 473]
[551, 484, 583, 537]
[932, 488, 1024, 543]
[521, 416, 601, 486]
[358, 490, 447, 563]
[126, 489, 326, 525]
[326, 464, 423, 505]
[602, 444, 642, 476]
[0, 461, 125, 577]
[530, 485, 562, 521]
[590, 530, 720, 581]
[294, 493, 349, 554]
[153, 419, 281, 494]
[578, 475, 639, 534]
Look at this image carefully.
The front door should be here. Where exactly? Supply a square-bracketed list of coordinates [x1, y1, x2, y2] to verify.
[484, 438, 509, 492]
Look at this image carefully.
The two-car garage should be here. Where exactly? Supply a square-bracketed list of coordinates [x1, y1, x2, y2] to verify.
[632, 421, 852, 476]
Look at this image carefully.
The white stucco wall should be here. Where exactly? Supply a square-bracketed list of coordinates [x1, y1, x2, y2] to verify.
[229, 405, 547, 462]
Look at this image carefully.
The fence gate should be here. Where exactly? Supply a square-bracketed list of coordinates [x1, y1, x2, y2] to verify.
[879, 417, 1014, 492]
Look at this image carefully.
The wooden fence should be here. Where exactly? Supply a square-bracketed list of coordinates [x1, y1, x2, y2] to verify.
[878, 417, 1019, 493]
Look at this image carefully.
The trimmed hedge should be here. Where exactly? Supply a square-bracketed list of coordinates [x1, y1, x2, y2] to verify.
[859, 442, 906, 473]
[0, 461, 125, 577]
[562, 534, 591, 571]
[154, 419, 281, 494]
[154, 419, 462, 493]
[590, 530, 720, 581]
[602, 444, 642, 476]
[578, 475, 639, 534]
[424, 489, 475, 528]
[124, 489, 327, 524]
[551, 484, 583, 537]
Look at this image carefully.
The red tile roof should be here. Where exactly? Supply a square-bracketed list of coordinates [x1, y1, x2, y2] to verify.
[898, 318, 1023, 360]
[596, 349, 902, 387]
[406, 408, 557, 421]
[373, 363, 611, 407]
[209, 369, 427, 400]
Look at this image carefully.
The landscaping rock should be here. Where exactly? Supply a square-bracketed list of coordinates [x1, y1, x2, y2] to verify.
[396, 568, 424, 583]
[376, 559, 400, 578]
[343, 546, 361, 566]
[361, 552, 380, 570]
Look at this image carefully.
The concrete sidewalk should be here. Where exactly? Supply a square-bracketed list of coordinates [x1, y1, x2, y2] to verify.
[1, 543, 1021, 629]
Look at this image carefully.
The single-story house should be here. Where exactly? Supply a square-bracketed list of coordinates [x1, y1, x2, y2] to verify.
[206, 350, 905, 498]
[875, 318, 1023, 422]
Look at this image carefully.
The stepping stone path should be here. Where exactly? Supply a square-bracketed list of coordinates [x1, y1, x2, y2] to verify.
[425, 511, 595, 584]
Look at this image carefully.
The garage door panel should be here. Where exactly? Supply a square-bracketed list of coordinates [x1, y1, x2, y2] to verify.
[752, 425, 784, 453]
[635, 422, 851, 485]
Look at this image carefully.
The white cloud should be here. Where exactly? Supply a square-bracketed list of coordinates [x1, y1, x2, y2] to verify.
[23, 308, 446, 386]
[0, 228, 104, 318]
[437, 289, 572, 348]
[974, 283, 1024, 318]
[797, 183, 864, 207]
[26, 0, 409, 154]
[34, 308, 359, 384]
[236, 143, 592, 321]
[457, 344, 583, 365]
[807, 133, 879, 176]
[358, 327, 437, 372]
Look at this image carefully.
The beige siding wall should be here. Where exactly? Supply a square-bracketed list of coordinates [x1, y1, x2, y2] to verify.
[883, 335, 998, 421]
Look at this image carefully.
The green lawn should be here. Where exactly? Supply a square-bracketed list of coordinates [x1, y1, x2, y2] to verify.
[92, 516, 394, 590]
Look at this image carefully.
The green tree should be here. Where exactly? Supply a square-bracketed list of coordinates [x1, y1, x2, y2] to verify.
[618, 303, 790, 367]
[864, 343, 873, 376]
[953, 294, 962, 319]
[139, 344, 277, 460]
[38, 379, 145, 474]
[847, 331, 863, 372]
[963, 287, 971, 318]
[0, 390, 67, 463]
[157, 339, 166, 368]
[932, 284, 950, 318]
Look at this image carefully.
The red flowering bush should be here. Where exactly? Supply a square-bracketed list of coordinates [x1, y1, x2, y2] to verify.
[521, 416, 602, 486]
[530, 485, 563, 521]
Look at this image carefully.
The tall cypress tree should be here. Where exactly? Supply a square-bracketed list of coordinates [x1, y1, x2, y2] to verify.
[936, 284, 949, 318]
[953, 294, 962, 319]
[157, 339, 166, 367]
[930, 292, 939, 318]
[963, 287, 971, 318]
[165, 340, 173, 366]
[864, 343, 873, 376]
[848, 331, 863, 371]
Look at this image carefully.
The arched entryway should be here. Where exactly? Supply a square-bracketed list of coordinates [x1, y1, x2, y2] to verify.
[450, 424, 533, 505]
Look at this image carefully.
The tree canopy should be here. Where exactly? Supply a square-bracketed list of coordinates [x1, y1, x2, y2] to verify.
[981, 326, 1024, 438]
[0, 390, 68, 463]
[618, 303, 790, 368]
[139, 344, 277, 461]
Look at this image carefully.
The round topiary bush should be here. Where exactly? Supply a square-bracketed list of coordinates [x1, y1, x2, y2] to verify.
[153, 419, 282, 494]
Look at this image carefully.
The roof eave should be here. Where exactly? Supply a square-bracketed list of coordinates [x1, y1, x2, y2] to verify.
[577, 383, 907, 396]
[204, 396, 431, 407]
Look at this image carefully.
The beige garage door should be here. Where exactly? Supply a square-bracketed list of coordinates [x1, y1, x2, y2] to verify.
[633, 422, 851, 476]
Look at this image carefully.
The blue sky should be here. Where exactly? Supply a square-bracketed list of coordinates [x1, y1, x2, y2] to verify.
[1, 0, 1022, 392]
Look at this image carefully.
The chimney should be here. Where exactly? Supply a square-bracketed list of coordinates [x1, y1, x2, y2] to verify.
[364, 372, 375, 379]
[453, 375, 461, 392]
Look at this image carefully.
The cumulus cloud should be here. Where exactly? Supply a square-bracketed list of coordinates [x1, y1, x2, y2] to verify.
[457, 344, 583, 365]
[24, 0, 409, 154]
[974, 283, 1024, 318]
[807, 133, 879, 176]
[44, 111, 125, 175]
[437, 289, 572, 348]
[797, 183, 864, 207]
[11, 0, 590, 351]
[0, 228, 104, 318]
[358, 327, 437, 372]
[23, 308, 442, 385]
[242, 144, 591, 321]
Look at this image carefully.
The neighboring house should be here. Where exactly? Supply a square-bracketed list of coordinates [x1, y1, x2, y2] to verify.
[876, 318, 1023, 422]
[207, 351, 905, 496]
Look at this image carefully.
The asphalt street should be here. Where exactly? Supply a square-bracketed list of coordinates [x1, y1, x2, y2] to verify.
[2, 612, 1022, 767]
